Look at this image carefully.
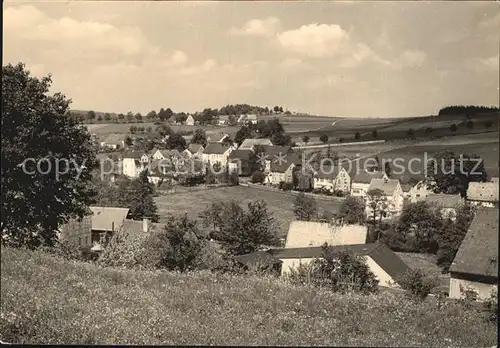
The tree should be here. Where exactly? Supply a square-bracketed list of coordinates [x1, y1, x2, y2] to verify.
[156, 214, 204, 272]
[372, 129, 378, 138]
[118, 113, 125, 120]
[135, 113, 142, 121]
[87, 110, 96, 121]
[235, 125, 253, 146]
[466, 120, 474, 130]
[212, 200, 279, 255]
[126, 112, 134, 122]
[302, 135, 310, 145]
[320, 134, 329, 144]
[396, 269, 438, 301]
[166, 133, 187, 151]
[146, 110, 157, 120]
[125, 136, 133, 147]
[227, 114, 237, 126]
[293, 192, 317, 221]
[273, 106, 280, 112]
[175, 114, 188, 124]
[384, 161, 392, 177]
[484, 120, 494, 129]
[425, 127, 433, 134]
[118, 170, 159, 222]
[1, 63, 97, 248]
[354, 132, 361, 140]
[146, 126, 153, 133]
[97, 115, 103, 121]
[104, 113, 112, 121]
[164, 108, 174, 120]
[366, 189, 388, 227]
[157, 124, 173, 137]
[449, 123, 458, 132]
[199, 200, 224, 235]
[251, 170, 266, 184]
[191, 128, 207, 147]
[407, 128, 415, 138]
[338, 197, 365, 225]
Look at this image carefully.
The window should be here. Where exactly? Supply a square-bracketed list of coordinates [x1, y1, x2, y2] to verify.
[78, 238, 81, 246]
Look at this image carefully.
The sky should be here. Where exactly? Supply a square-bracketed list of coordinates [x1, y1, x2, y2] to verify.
[3, 1, 499, 117]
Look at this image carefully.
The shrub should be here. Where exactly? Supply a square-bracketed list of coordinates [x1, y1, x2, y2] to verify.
[251, 170, 266, 184]
[396, 269, 439, 301]
[459, 285, 479, 309]
[483, 288, 498, 323]
[280, 182, 294, 191]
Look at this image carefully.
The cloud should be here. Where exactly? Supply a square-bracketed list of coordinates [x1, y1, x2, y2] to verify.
[4, 5, 154, 56]
[480, 55, 499, 71]
[277, 23, 349, 58]
[394, 50, 427, 69]
[177, 59, 217, 76]
[230, 17, 281, 37]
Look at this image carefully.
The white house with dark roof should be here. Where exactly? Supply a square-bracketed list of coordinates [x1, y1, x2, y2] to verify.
[466, 180, 499, 208]
[449, 207, 498, 301]
[99, 134, 127, 149]
[313, 165, 351, 194]
[365, 178, 404, 219]
[350, 171, 388, 197]
[266, 154, 302, 185]
[183, 143, 205, 159]
[122, 152, 149, 178]
[202, 143, 233, 167]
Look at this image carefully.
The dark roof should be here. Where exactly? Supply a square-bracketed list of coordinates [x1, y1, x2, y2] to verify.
[269, 243, 410, 281]
[229, 149, 253, 161]
[450, 208, 498, 278]
[187, 143, 204, 153]
[261, 145, 294, 157]
[314, 165, 348, 179]
[123, 151, 146, 159]
[368, 178, 400, 196]
[425, 193, 463, 208]
[204, 143, 231, 154]
[270, 154, 302, 173]
[352, 170, 387, 184]
[233, 251, 282, 268]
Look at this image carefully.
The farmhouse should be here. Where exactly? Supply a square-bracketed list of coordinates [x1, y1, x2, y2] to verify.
[449, 207, 498, 301]
[202, 143, 233, 167]
[185, 115, 195, 126]
[99, 134, 126, 149]
[122, 152, 149, 178]
[365, 178, 404, 220]
[350, 171, 388, 197]
[425, 193, 464, 221]
[313, 165, 351, 194]
[269, 243, 410, 288]
[466, 181, 499, 208]
[239, 138, 273, 151]
[284, 221, 368, 248]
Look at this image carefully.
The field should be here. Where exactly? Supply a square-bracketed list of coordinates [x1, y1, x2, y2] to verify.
[154, 186, 343, 238]
[1, 247, 496, 346]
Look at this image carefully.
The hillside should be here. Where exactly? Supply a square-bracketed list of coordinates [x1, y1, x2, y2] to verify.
[1, 248, 496, 346]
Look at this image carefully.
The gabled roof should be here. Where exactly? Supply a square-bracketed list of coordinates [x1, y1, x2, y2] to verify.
[187, 143, 204, 153]
[285, 221, 368, 248]
[102, 133, 125, 144]
[123, 151, 146, 160]
[269, 154, 302, 173]
[450, 208, 498, 278]
[425, 193, 463, 208]
[368, 178, 400, 196]
[352, 170, 387, 184]
[466, 182, 499, 202]
[229, 149, 253, 161]
[208, 133, 229, 143]
[314, 164, 348, 179]
[89, 206, 130, 232]
[204, 143, 231, 155]
[261, 145, 294, 157]
[239, 138, 273, 150]
[233, 251, 282, 268]
[270, 243, 410, 281]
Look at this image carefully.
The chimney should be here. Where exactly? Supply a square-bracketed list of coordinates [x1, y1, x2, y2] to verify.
[142, 217, 150, 233]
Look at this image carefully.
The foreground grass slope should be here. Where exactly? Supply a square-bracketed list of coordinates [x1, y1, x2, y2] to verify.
[1, 248, 496, 346]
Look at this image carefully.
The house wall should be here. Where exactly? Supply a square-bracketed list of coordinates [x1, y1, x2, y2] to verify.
[122, 158, 142, 178]
[202, 149, 232, 167]
[334, 170, 351, 193]
[409, 182, 431, 203]
[449, 275, 498, 301]
[279, 256, 399, 288]
[351, 182, 370, 197]
[152, 151, 166, 161]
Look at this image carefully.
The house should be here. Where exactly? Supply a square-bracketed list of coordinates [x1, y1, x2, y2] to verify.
[284, 221, 368, 248]
[269, 243, 410, 288]
[202, 143, 233, 167]
[260, 145, 294, 173]
[207, 133, 231, 144]
[122, 152, 149, 178]
[425, 193, 464, 221]
[449, 207, 498, 301]
[147, 159, 173, 185]
[266, 155, 302, 186]
[152, 149, 171, 161]
[365, 178, 404, 220]
[99, 134, 126, 149]
[185, 115, 195, 126]
[228, 149, 254, 175]
[237, 114, 247, 124]
[217, 115, 230, 125]
[408, 180, 432, 203]
[350, 171, 388, 197]
[238, 138, 273, 151]
[466, 181, 499, 208]
[313, 165, 351, 194]
[182, 143, 205, 159]
[233, 251, 282, 275]
[246, 114, 258, 124]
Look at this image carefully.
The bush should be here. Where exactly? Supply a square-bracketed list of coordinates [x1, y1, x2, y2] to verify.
[280, 182, 294, 191]
[251, 170, 266, 184]
[483, 288, 498, 323]
[396, 269, 439, 301]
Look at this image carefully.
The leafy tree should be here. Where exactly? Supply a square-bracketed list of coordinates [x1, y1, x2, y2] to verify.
[279, 106, 284, 113]
[87, 110, 96, 121]
[1, 63, 97, 248]
[449, 123, 458, 132]
[126, 112, 134, 122]
[191, 128, 207, 147]
[227, 114, 237, 126]
[146, 110, 157, 119]
[164, 108, 174, 119]
[125, 136, 133, 147]
[146, 126, 153, 133]
[199, 200, 224, 234]
[175, 113, 188, 124]
[211, 200, 279, 255]
[157, 123, 173, 137]
[466, 120, 474, 130]
[384, 161, 392, 177]
[166, 133, 187, 151]
[156, 214, 204, 272]
[104, 113, 112, 121]
[229, 172, 239, 186]
[371, 129, 378, 138]
[438, 105, 499, 116]
[427, 151, 488, 196]
[354, 132, 361, 140]
[135, 113, 142, 121]
[251, 170, 266, 184]
[235, 125, 253, 146]
[397, 268, 439, 301]
[273, 106, 280, 112]
[320, 134, 329, 143]
[122, 170, 160, 222]
[338, 197, 365, 225]
[302, 135, 310, 145]
[366, 189, 388, 227]
[118, 113, 125, 120]
[97, 115, 103, 121]
[293, 192, 317, 221]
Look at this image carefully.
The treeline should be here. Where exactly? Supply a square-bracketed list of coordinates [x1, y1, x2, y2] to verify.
[218, 104, 287, 116]
[438, 105, 499, 116]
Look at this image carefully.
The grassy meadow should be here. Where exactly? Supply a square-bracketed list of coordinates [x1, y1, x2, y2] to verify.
[154, 186, 343, 238]
[1, 247, 497, 346]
